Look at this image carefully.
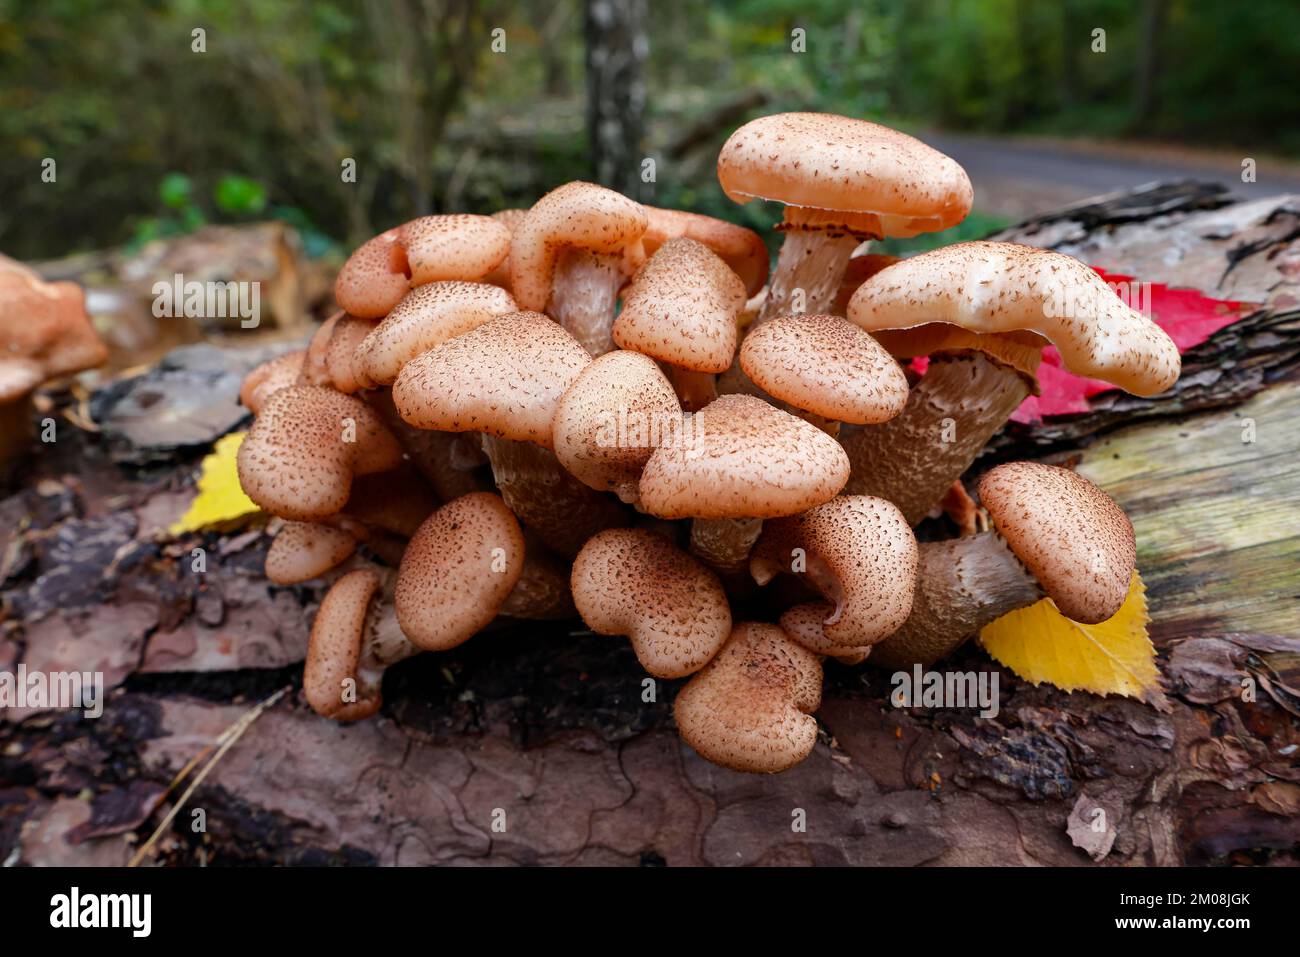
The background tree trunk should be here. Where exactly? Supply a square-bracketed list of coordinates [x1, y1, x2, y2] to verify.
[584, 0, 648, 200]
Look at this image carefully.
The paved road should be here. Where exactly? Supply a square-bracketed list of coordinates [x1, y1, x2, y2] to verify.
[919, 132, 1300, 220]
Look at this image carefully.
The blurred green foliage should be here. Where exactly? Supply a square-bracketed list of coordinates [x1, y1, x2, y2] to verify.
[1, 0, 1296, 259]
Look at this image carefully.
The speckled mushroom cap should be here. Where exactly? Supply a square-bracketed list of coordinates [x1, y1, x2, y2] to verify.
[739, 314, 909, 424]
[392, 311, 591, 448]
[509, 181, 649, 311]
[264, 521, 357, 585]
[638, 394, 849, 519]
[717, 113, 973, 237]
[552, 350, 682, 502]
[299, 313, 340, 387]
[239, 349, 306, 414]
[978, 462, 1136, 624]
[571, 528, 731, 678]
[303, 568, 385, 721]
[236, 385, 403, 521]
[324, 314, 378, 394]
[401, 214, 511, 286]
[613, 238, 744, 374]
[847, 241, 1182, 396]
[357, 281, 518, 386]
[751, 495, 917, 647]
[0, 270, 108, 402]
[779, 602, 871, 662]
[395, 492, 526, 651]
[334, 215, 510, 319]
[642, 206, 770, 297]
[673, 622, 823, 773]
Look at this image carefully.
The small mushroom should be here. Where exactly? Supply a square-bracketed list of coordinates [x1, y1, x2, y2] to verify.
[613, 237, 745, 411]
[717, 113, 972, 325]
[304, 568, 420, 722]
[394, 491, 526, 651]
[510, 181, 648, 356]
[641, 205, 769, 297]
[639, 393, 849, 576]
[870, 462, 1137, 669]
[239, 349, 306, 414]
[571, 528, 731, 678]
[265, 522, 358, 585]
[335, 214, 511, 319]
[843, 241, 1181, 524]
[751, 495, 917, 648]
[356, 281, 518, 386]
[779, 603, 872, 665]
[552, 350, 681, 503]
[236, 385, 403, 521]
[739, 313, 908, 425]
[674, 622, 823, 773]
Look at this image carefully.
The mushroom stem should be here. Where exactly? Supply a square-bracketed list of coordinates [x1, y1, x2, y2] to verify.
[840, 351, 1030, 525]
[756, 226, 860, 326]
[870, 530, 1042, 670]
[548, 248, 624, 356]
[479, 433, 629, 557]
[689, 517, 763, 577]
[668, 367, 718, 412]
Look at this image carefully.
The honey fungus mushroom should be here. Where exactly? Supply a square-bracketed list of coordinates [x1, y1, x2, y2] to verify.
[843, 241, 1181, 524]
[870, 462, 1137, 670]
[674, 622, 823, 774]
[641, 206, 769, 298]
[613, 237, 745, 411]
[334, 214, 511, 319]
[509, 181, 648, 356]
[572, 528, 731, 678]
[717, 112, 972, 326]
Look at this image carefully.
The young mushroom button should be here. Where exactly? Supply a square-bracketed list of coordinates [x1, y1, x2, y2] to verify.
[870, 462, 1137, 670]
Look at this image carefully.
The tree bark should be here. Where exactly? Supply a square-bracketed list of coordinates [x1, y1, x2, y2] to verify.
[584, 0, 648, 200]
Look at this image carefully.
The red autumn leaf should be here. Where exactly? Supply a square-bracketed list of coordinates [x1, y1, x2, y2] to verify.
[908, 267, 1257, 423]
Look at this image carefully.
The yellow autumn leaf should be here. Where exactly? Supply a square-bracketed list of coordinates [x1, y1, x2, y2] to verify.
[168, 431, 261, 535]
[979, 570, 1164, 704]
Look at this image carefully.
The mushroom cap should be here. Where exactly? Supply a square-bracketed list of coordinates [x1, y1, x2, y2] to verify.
[978, 462, 1135, 624]
[572, 528, 731, 678]
[299, 313, 341, 387]
[638, 394, 849, 519]
[751, 495, 917, 647]
[0, 270, 108, 402]
[552, 350, 682, 501]
[394, 492, 525, 651]
[739, 314, 908, 424]
[847, 241, 1182, 396]
[304, 568, 384, 721]
[717, 113, 973, 236]
[613, 238, 743, 374]
[334, 215, 510, 320]
[236, 385, 403, 521]
[779, 602, 871, 662]
[392, 311, 591, 448]
[401, 214, 511, 286]
[239, 349, 306, 414]
[324, 314, 378, 394]
[333, 227, 408, 320]
[673, 622, 823, 773]
[509, 181, 648, 311]
[642, 205, 770, 296]
[265, 521, 358, 585]
[357, 281, 518, 386]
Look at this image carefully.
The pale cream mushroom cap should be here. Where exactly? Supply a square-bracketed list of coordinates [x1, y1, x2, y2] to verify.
[642, 205, 769, 297]
[571, 528, 731, 678]
[847, 241, 1182, 396]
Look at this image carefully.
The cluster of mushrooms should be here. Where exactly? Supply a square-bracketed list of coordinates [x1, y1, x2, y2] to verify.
[235, 112, 1181, 773]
